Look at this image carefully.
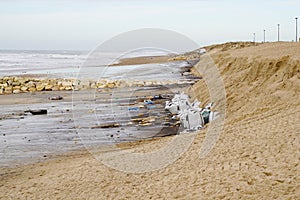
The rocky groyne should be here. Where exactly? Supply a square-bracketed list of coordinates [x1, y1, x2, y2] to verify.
[0, 76, 197, 95]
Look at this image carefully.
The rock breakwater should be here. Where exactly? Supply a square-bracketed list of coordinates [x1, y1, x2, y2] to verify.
[0, 76, 197, 95]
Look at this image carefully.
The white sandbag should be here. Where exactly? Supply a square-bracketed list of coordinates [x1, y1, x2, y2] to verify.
[191, 100, 201, 111]
[166, 103, 179, 115]
[187, 109, 204, 130]
[198, 48, 207, 55]
[178, 99, 191, 111]
[180, 111, 190, 129]
[209, 111, 220, 122]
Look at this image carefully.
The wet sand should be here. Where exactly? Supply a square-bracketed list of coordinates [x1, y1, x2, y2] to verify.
[0, 84, 190, 168]
[111, 55, 172, 66]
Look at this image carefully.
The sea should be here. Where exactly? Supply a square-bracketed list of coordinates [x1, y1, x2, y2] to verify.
[0, 49, 180, 80]
[0, 50, 87, 78]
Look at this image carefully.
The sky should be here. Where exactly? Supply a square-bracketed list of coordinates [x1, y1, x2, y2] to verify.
[0, 0, 299, 50]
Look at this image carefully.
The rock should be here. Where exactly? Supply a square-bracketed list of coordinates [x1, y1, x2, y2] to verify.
[48, 80, 57, 86]
[126, 81, 133, 87]
[96, 81, 106, 88]
[20, 86, 28, 92]
[13, 77, 20, 82]
[7, 79, 13, 86]
[3, 77, 11, 81]
[133, 81, 144, 86]
[79, 80, 90, 87]
[59, 86, 65, 91]
[65, 86, 73, 91]
[12, 82, 21, 86]
[57, 81, 63, 87]
[62, 81, 72, 87]
[36, 84, 45, 91]
[13, 86, 21, 90]
[106, 83, 115, 88]
[26, 81, 36, 88]
[0, 88, 3, 95]
[45, 85, 53, 91]
[28, 87, 37, 92]
[4, 86, 13, 94]
[0, 83, 8, 87]
[49, 96, 63, 100]
[18, 79, 26, 85]
[114, 81, 121, 87]
[52, 86, 60, 91]
[97, 84, 106, 89]
[13, 89, 21, 94]
[90, 83, 97, 89]
[144, 81, 153, 86]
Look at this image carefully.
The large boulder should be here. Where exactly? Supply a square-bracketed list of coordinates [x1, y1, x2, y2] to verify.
[21, 86, 28, 92]
[65, 86, 73, 91]
[62, 81, 72, 87]
[52, 86, 60, 91]
[4, 86, 13, 94]
[13, 86, 21, 90]
[45, 85, 53, 91]
[28, 87, 37, 92]
[36, 84, 45, 91]
[13, 89, 21, 94]
[12, 81, 21, 86]
[26, 81, 36, 88]
[0, 83, 8, 88]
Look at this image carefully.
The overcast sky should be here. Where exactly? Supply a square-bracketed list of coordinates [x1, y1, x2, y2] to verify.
[0, 0, 299, 50]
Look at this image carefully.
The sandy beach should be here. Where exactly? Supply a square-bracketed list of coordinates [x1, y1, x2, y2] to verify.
[0, 42, 299, 199]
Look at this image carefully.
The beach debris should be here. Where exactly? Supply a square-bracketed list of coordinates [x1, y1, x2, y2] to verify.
[198, 48, 207, 55]
[165, 93, 190, 115]
[131, 116, 156, 125]
[91, 123, 120, 129]
[165, 92, 219, 132]
[146, 105, 157, 109]
[48, 96, 63, 100]
[179, 109, 204, 130]
[144, 100, 154, 105]
[128, 107, 139, 111]
[151, 94, 164, 100]
[25, 109, 48, 115]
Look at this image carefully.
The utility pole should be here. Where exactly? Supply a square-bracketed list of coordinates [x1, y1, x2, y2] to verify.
[253, 33, 256, 43]
[277, 24, 280, 42]
[263, 29, 266, 43]
[296, 17, 298, 42]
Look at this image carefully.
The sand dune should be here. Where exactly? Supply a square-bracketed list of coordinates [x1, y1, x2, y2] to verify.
[0, 42, 299, 199]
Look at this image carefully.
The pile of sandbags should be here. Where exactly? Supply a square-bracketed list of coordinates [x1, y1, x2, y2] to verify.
[165, 92, 219, 131]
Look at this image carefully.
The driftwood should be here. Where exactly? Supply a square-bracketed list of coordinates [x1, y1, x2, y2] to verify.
[25, 109, 47, 115]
